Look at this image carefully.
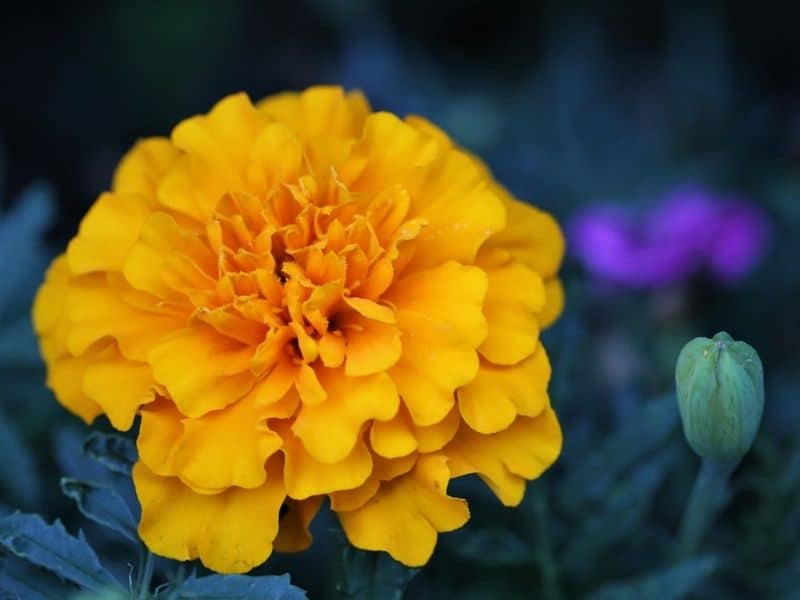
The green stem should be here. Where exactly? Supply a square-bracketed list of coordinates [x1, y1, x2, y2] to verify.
[673, 458, 737, 561]
[137, 549, 155, 600]
[531, 488, 561, 600]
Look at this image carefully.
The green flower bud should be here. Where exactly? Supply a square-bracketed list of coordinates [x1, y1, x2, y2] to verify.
[675, 331, 764, 464]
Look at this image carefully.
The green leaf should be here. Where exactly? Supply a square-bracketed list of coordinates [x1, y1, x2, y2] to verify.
[562, 449, 677, 574]
[82, 433, 136, 476]
[583, 555, 719, 600]
[0, 555, 78, 600]
[336, 537, 418, 600]
[171, 574, 307, 599]
[60, 479, 137, 543]
[0, 512, 121, 593]
[559, 395, 678, 513]
[451, 528, 536, 567]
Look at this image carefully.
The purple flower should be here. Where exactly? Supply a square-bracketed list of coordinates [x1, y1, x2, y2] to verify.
[568, 187, 771, 289]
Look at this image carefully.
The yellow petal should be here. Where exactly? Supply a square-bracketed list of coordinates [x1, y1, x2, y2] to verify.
[65, 274, 183, 361]
[257, 86, 370, 140]
[342, 314, 402, 377]
[134, 458, 285, 574]
[295, 362, 327, 406]
[485, 193, 565, 279]
[83, 356, 156, 431]
[46, 347, 107, 424]
[478, 259, 544, 365]
[171, 93, 266, 187]
[282, 427, 372, 499]
[386, 262, 487, 426]
[369, 412, 417, 458]
[168, 393, 284, 491]
[292, 368, 398, 463]
[274, 497, 324, 553]
[458, 344, 551, 434]
[33, 255, 70, 336]
[446, 407, 562, 506]
[112, 137, 178, 198]
[138, 398, 183, 476]
[67, 192, 153, 274]
[413, 405, 461, 453]
[246, 122, 304, 193]
[148, 325, 257, 417]
[338, 456, 469, 567]
[539, 278, 565, 330]
[329, 479, 380, 512]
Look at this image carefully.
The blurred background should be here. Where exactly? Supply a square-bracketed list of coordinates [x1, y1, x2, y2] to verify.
[1, 1, 799, 598]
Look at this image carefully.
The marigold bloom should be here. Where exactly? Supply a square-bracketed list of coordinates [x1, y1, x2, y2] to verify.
[33, 87, 564, 572]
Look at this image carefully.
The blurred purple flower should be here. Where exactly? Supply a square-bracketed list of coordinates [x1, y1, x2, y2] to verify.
[568, 187, 771, 288]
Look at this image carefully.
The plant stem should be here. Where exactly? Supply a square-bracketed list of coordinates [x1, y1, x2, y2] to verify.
[531, 487, 562, 600]
[673, 458, 737, 560]
[137, 549, 155, 600]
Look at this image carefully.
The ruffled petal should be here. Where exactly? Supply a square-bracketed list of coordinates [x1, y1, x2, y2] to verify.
[134, 458, 285, 574]
[67, 193, 153, 274]
[539, 278, 565, 330]
[478, 259, 545, 365]
[148, 325, 257, 417]
[274, 497, 324, 553]
[338, 456, 469, 567]
[386, 262, 487, 426]
[292, 368, 398, 463]
[257, 86, 370, 140]
[484, 193, 565, 279]
[282, 426, 372, 499]
[83, 356, 156, 430]
[112, 137, 178, 197]
[458, 344, 551, 434]
[446, 407, 562, 506]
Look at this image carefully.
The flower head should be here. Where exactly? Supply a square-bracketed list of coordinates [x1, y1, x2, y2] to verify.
[568, 187, 770, 289]
[33, 87, 564, 571]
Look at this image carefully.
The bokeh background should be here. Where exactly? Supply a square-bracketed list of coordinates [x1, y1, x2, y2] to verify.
[2, 2, 800, 598]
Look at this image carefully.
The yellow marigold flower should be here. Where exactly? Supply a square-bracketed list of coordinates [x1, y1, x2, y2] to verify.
[33, 86, 565, 572]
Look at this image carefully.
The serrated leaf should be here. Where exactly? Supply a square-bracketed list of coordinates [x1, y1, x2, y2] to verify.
[0, 408, 41, 507]
[559, 395, 678, 513]
[82, 433, 136, 476]
[451, 528, 536, 567]
[60, 479, 137, 543]
[0, 512, 120, 592]
[0, 555, 78, 600]
[336, 534, 418, 600]
[584, 555, 719, 600]
[171, 574, 307, 600]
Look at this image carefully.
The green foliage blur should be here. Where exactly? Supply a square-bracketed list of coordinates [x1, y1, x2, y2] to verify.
[1, 2, 800, 598]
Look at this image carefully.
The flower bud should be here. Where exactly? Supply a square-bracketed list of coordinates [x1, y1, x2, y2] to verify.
[675, 331, 764, 464]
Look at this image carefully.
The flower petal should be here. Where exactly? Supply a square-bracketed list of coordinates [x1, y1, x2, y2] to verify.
[83, 356, 156, 431]
[539, 278, 565, 330]
[446, 407, 562, 506]
[369, 411, 417, 458]
[134, 458, 285, 574]
[282, 426, 372, 499]
[484, 193, 565, 279]
[292, 368, 398, 463]
[386, 262, 488, 426]
[478, 259, 544, 365]
[274, 497, 324, 553]
[112, 137, 178, 198]
[148, 325, 257, 417]
[342, 315, 402, 377]
[67, 193, 153, 274]
[458, 344, 551, 434]
[338, 455, 469, 567]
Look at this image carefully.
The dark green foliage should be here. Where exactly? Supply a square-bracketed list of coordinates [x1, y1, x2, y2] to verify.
[60, 479, 138, 543]
[169, 574, 307, 600]
[334, 530, 418, 600]
[0, 513, 121, 593]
